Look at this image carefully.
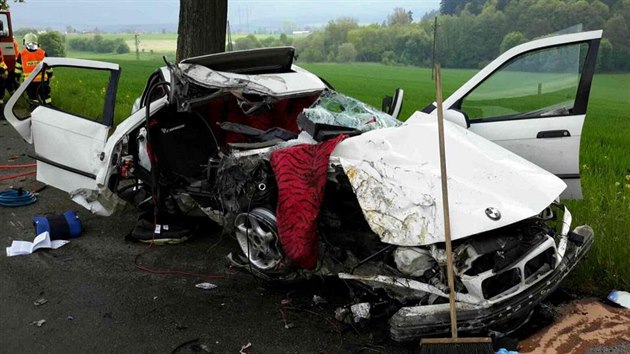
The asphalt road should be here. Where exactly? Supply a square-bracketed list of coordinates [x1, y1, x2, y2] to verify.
[0, 122, 415, 353]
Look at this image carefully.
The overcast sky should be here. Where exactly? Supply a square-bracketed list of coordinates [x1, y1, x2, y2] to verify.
[9, 0, 440, 31]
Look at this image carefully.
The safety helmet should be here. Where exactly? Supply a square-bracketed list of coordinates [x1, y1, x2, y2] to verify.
[24, 32, 38, 51]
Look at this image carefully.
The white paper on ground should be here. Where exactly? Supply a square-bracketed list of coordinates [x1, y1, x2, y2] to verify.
[6, 232, 70, 257]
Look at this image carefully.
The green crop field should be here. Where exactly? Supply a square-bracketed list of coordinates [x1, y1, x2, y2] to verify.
[39, 53, 630, 293]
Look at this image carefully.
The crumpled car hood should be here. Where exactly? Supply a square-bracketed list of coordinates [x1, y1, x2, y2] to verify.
[331, 112, 566, 246]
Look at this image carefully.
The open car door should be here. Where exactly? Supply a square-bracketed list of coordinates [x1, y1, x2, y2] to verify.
[4, 58, 120, 195]
[438, 30, 602, 199]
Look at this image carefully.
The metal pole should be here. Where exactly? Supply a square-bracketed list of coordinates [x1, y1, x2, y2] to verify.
[432, 17, 438, 81]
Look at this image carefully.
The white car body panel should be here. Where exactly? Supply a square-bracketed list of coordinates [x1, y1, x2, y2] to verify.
[438, 30, 602, 199]
[31, 107, 109, 192]
[331, 112, 566, 246]
[4, 57, 120, 143]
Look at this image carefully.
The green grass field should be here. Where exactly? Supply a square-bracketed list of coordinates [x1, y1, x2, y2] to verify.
[55, 53, 630, 293]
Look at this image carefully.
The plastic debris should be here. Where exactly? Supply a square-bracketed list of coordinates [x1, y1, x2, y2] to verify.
[334, 306, 351, 323]
[350, 302, 371, 322]
[30, 319, 46, 327]
[608, 290, 630, 308]
[496, 349, 519, 354]
[33, 298, 48, 306]
[302, 91, 401, 132]
[195, 282, 217, 290]
[239, 342, 252, 354]
[312, 295, 327, 305]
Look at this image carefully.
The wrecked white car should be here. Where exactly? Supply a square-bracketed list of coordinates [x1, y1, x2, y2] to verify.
[4, 30, 601, 341]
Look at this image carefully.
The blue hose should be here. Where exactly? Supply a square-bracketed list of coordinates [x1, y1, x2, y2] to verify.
[0, 189, 37, 207]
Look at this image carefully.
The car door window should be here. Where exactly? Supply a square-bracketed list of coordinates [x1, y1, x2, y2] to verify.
[460, 43, 589, 122]
[12, 66, 115, 125]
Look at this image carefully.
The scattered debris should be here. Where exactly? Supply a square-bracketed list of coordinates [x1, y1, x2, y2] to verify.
[334, 307, 351, 324]
[350, 302, 371, 322]
[312, 295, 327, 305]
[195, 282, 217, 290]
[607, 290, 630, 308]
[175, 323, 188, 330]
[29, 319, 45, 327]
[496, 349, 519, 354]
[33, 298, 48, 306]
[6, 232, 70, 257]
[239, 342, 252, 354]
[66, 315, 74, 321]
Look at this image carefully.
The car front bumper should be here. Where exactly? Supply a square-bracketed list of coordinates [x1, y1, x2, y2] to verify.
[389, 225, 594, 342]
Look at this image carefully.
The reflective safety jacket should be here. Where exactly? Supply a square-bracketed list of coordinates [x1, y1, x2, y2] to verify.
[15, 48, 52, 82]
[0, 48, 7, 75]
[13, 38, 19, 57]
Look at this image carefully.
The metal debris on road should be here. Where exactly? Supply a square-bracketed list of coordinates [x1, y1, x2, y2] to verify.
[33, 298, 48, 306]
[195, 282, 217, 290]
[29, 319, 46, 327]
[312, 295, 327, 305]
[239, 342, 252, 354]
[350, 302, 371, 322]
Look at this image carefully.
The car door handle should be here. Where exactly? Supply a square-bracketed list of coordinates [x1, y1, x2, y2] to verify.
[537, 130, 571, 138]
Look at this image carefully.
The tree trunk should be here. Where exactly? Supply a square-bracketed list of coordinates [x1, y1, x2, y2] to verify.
[176, 0, 228, 62]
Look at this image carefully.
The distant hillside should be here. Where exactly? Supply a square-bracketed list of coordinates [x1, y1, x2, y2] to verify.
[288, 0, 630, 71]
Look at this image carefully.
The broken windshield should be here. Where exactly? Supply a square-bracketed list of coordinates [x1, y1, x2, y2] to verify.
[303, 91, 401, 132]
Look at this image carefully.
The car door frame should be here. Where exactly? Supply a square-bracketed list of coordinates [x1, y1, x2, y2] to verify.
[3, 57, 120, 193]
[439, 30, 602, 199]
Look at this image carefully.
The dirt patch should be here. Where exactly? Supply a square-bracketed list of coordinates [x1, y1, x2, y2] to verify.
[520, 298, 630, 354]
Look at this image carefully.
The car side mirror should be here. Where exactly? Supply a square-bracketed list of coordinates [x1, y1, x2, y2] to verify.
[443, 109, 470, 128]
[381, 88, 404, 119]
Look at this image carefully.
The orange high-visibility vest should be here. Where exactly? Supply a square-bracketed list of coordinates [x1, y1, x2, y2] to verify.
[21, 48, 46, 82]
[13, 38, 19, 57]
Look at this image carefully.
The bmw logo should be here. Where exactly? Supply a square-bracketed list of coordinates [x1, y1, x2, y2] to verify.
[485, 207, 501, 221]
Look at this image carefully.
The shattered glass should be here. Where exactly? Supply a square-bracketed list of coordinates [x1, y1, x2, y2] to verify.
[303, 91, 401, 132]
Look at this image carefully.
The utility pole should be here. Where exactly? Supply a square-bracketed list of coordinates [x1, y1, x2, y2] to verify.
[431, 17, 439, 81]
[134, 33, 140, 60]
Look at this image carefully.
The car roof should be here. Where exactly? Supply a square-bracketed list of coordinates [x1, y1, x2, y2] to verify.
[180, 47, 295, 74]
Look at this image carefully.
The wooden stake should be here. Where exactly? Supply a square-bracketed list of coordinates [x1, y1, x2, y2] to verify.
[434, 64, 458, 339]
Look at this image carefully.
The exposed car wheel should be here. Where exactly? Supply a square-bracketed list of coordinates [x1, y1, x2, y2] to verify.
[235, 207, 283, 271]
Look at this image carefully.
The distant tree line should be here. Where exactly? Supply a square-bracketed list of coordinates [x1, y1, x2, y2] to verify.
[68, 35, 131, 54]
[244, 1, 629, 71]
[232, 33, 293, 51]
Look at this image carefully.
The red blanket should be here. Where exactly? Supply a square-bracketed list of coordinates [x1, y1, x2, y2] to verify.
[270, 136, 346, 270]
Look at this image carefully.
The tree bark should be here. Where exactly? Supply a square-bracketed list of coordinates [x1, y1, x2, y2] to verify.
[177, 0, 228, 62]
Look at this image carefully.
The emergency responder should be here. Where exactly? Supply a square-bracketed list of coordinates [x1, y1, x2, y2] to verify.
[0, 21, 9, 108]
[14, 33, 53, 105]
[0, 46, 9, 107]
